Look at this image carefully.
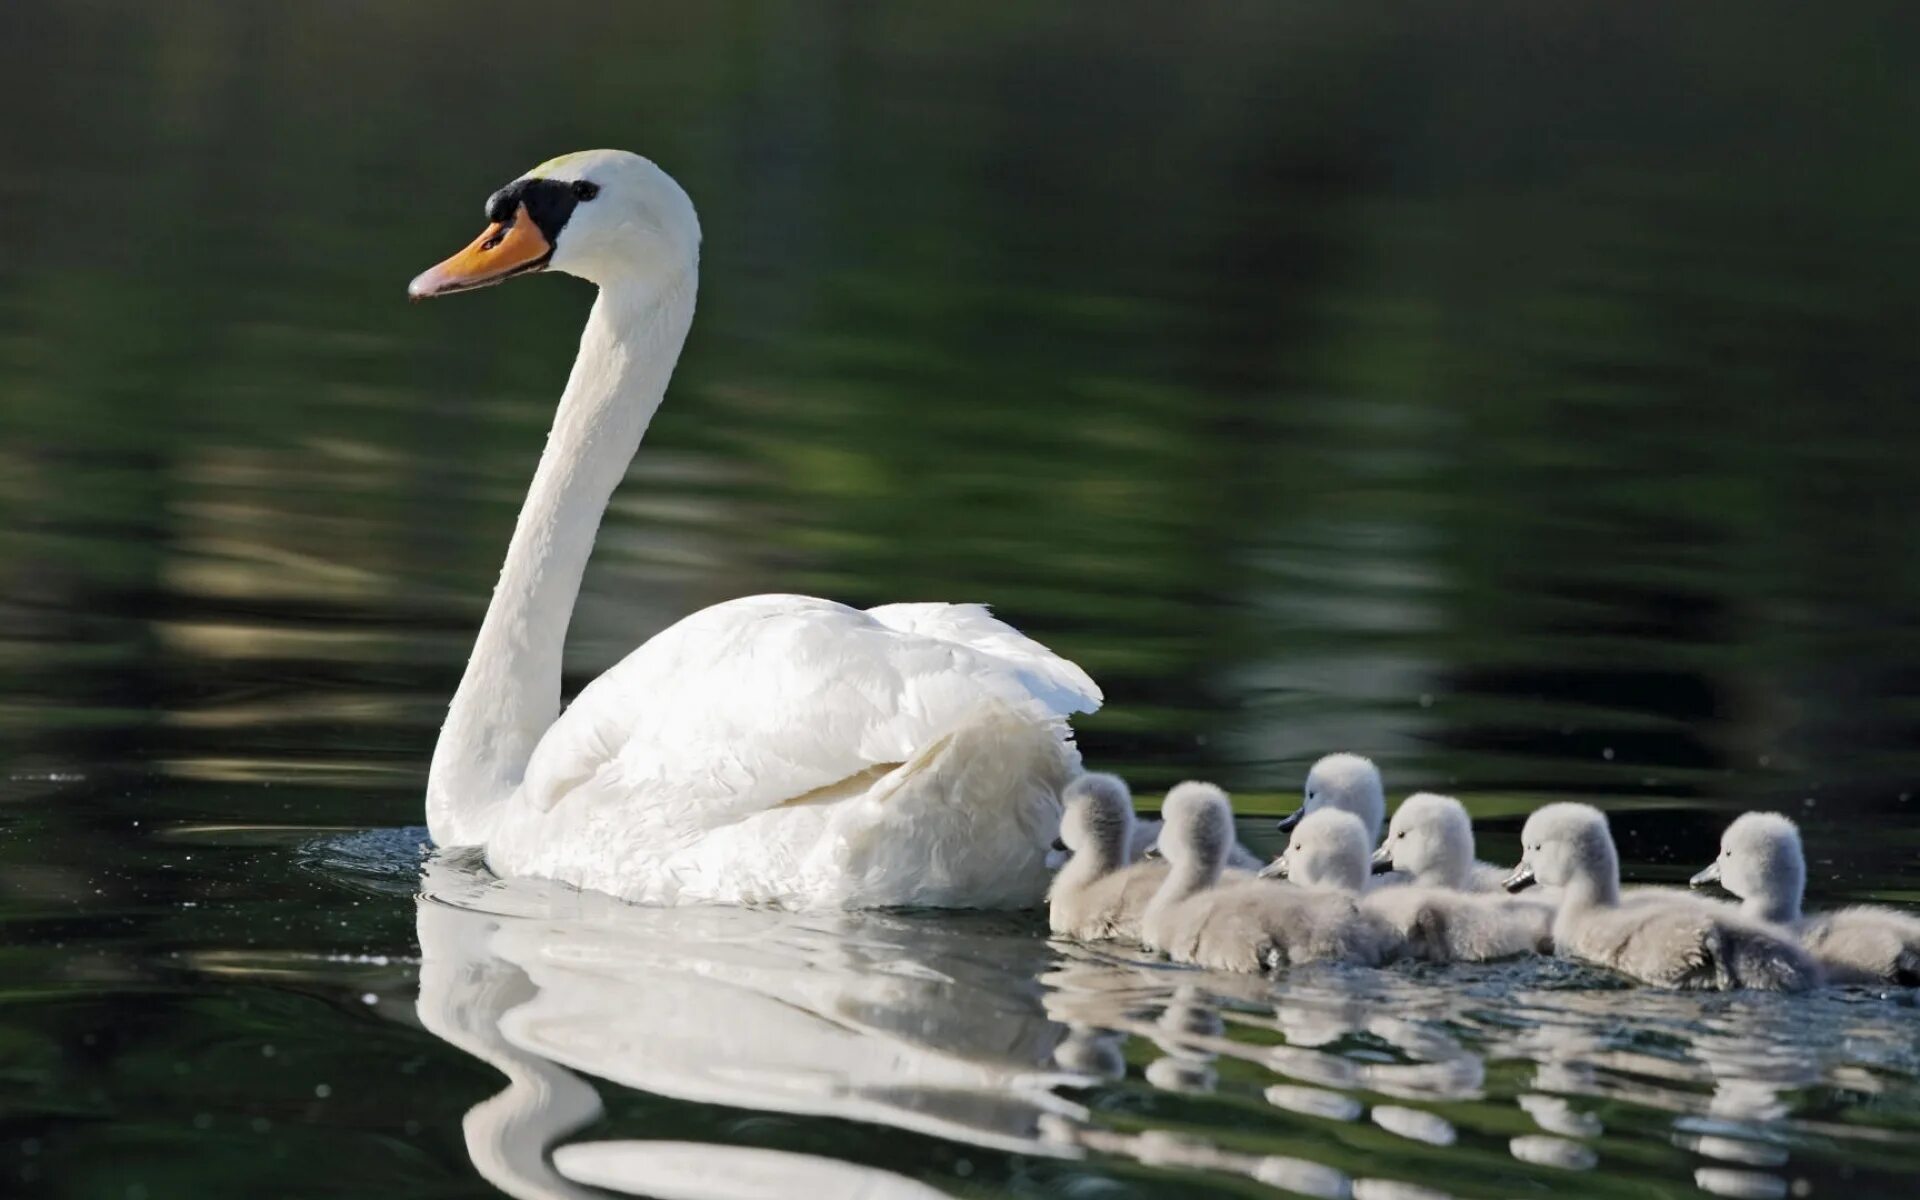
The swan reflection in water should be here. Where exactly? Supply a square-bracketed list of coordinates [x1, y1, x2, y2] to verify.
[408, 848, 1920, 1200]
[415, 848, 1090, 1199]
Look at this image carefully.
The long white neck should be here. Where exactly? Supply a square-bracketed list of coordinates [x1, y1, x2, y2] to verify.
[427, 269, 697, 845]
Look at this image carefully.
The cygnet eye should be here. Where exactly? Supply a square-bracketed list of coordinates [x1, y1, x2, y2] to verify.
[1397, 831, 1406, 839]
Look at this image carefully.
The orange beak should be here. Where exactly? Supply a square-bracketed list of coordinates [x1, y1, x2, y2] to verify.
[407, 203, 553, 299]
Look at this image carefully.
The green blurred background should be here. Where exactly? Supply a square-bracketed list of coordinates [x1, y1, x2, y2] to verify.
[4, 1, 1916, 819]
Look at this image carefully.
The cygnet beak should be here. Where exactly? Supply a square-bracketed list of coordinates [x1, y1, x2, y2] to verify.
[1689, 861, 1722, 889]
[1502, 863, 1536, 893]
[1142, 844, 1164, 861]
[1257, 856, 1289, 880]
[1369, 843, 1395, 874]
[1050, 837, 1068, 853]
[1276, 809, 1304, 832]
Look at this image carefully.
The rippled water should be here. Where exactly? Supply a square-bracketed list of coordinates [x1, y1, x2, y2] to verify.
[5, 2, 1920, 1197]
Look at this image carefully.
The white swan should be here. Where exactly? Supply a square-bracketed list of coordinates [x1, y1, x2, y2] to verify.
[409, 150, 1101, 908]
[1506, 804, 1821, 991]
[1691, 811, 1920, 986]
[1272, 810, 1548, 962]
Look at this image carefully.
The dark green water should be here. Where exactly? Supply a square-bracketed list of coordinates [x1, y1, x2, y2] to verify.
[4, 2, 1920, 1197]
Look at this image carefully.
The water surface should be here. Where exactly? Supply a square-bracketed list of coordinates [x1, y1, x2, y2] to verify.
[4, 2, 1920, 1197]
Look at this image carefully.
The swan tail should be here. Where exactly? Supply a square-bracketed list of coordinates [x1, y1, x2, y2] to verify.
[809, 702, 1079, 909]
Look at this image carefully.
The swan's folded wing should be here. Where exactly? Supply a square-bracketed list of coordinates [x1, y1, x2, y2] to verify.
[865, 602, 1102, 717]
[520, 595, 1093, 831]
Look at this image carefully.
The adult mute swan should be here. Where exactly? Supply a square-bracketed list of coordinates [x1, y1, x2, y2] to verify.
[409, 150, 1101, 908]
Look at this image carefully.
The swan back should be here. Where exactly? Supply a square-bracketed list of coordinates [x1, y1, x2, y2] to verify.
[1165, 881, 1395, 972]
[1362, 885, 1553, 962]
[1801, 907, 1920, 986]
[1556, 897, 1822, 992]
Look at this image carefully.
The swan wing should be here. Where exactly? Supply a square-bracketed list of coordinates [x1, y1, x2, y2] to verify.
[864, 602, 1102, 715]
[519, 595, 1099, 831]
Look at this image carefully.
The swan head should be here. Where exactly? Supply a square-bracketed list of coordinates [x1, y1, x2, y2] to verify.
[1271, 809, 1370, 893]
[1277, 753, 1384, 842]
[1692, 812, 1803, 907]
[1506, 802, 1615, 893]
[1056, 773, 1135, 866]
[1155, 782, 1234, 873]
[1379, 792, 1474, 884]
[409, 149, 700, 299]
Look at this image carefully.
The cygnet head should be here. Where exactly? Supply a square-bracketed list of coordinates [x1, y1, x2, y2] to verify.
[1155, 782, 1235, 877]
[409, 149, 700, 298]
[1506, 803, 1618, 901]
[1273, 809, 1372, 893]
[1380, 792, 1475, 885]
[1691, 812, 1804, 923]
[1279, 753, 1385, 843]
[1055, 773, 1135, 869]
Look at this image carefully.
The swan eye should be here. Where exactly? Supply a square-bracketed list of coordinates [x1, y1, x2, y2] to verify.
[572, 180, 600, 201]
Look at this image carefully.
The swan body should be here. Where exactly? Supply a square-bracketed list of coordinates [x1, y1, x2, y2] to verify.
[1693, 812, 1920, 986]
[1509, 804, 1821, 992]
[1141, 784, 1393, 972]
[1276, 810, 1547, 962]
[414, 150, 1100, 908]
